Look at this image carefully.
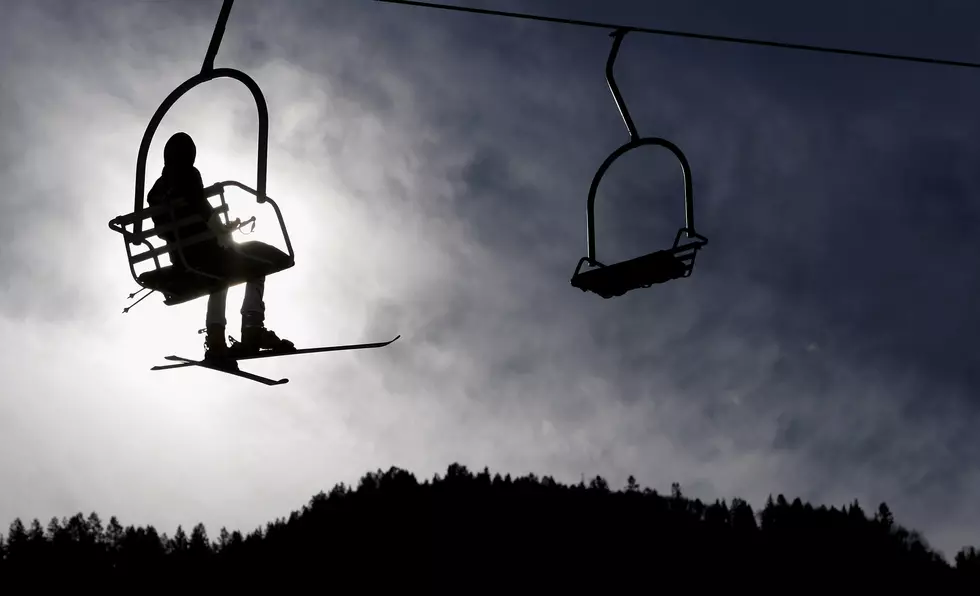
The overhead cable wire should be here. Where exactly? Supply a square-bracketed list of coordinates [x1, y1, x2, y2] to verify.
[374, 0, 980, 71]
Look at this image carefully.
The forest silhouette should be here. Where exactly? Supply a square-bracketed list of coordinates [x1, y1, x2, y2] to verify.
[2, 463, 979, 588]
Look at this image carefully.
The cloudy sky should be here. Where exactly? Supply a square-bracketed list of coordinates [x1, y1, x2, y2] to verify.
[2, 0, 979, 557]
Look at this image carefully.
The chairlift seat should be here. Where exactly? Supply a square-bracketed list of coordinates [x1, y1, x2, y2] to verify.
[109, 7, 299, 314]
[571, 238, 704, 299]
[139, 241, 293, 305]
[109, 184, 295, 307]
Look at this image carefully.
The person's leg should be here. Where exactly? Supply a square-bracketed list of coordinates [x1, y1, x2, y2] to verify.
[240, 276, 266, 328]
[207, 287, 228, 328]
[236, 276, 295, 353]
[204, 287, 236, 367]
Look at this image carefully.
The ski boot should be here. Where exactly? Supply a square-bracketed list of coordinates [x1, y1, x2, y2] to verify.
[229, 316, 296, 357]
[203, 325, 239, 370]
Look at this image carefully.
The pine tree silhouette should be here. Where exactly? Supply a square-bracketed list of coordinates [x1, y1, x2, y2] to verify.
[0, 463, 976, 589]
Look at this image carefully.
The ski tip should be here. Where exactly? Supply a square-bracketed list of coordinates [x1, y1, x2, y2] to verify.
[390, 334, 401, 343]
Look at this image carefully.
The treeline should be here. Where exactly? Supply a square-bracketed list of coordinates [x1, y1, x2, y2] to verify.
[1, 463, 979, 589]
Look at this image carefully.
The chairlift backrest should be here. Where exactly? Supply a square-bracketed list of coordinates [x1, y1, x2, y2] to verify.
[110, 200, 229, 267]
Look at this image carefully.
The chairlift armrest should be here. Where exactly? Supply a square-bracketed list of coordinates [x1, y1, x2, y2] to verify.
[204, 180, 273, 205]
[203, 183, 223, 199]
[111, 199, 191, 227]
[212, 180, 266, 201]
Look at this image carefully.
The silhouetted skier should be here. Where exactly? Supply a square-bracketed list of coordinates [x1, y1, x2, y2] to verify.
[147, 132, 294, 366]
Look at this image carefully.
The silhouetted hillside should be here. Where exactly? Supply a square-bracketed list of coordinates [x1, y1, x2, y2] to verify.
[2, 463, 978, 589]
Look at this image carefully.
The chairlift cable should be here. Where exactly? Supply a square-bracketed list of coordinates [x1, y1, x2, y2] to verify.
[374, 0, 980, 71]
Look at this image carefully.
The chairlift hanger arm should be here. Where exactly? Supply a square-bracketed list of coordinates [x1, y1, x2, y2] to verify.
[202, 0, 234, 74]
[606, 29, 637, 143]
[585, 31, 699, 266]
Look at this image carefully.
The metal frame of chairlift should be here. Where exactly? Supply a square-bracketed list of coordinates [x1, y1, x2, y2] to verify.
[570, 29, 708, 299]
[105, 0, 399, 386]
[108, 0, 295, 308]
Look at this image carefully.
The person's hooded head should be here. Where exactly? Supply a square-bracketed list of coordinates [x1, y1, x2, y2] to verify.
[163, 132, 196, 171]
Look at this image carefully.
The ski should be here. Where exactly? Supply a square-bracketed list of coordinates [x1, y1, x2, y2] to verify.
[152, 335, 401, 371]
[152, 355, 289, 386]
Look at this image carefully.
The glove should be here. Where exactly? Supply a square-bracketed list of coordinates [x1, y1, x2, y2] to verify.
[208, 212, 240, 249]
